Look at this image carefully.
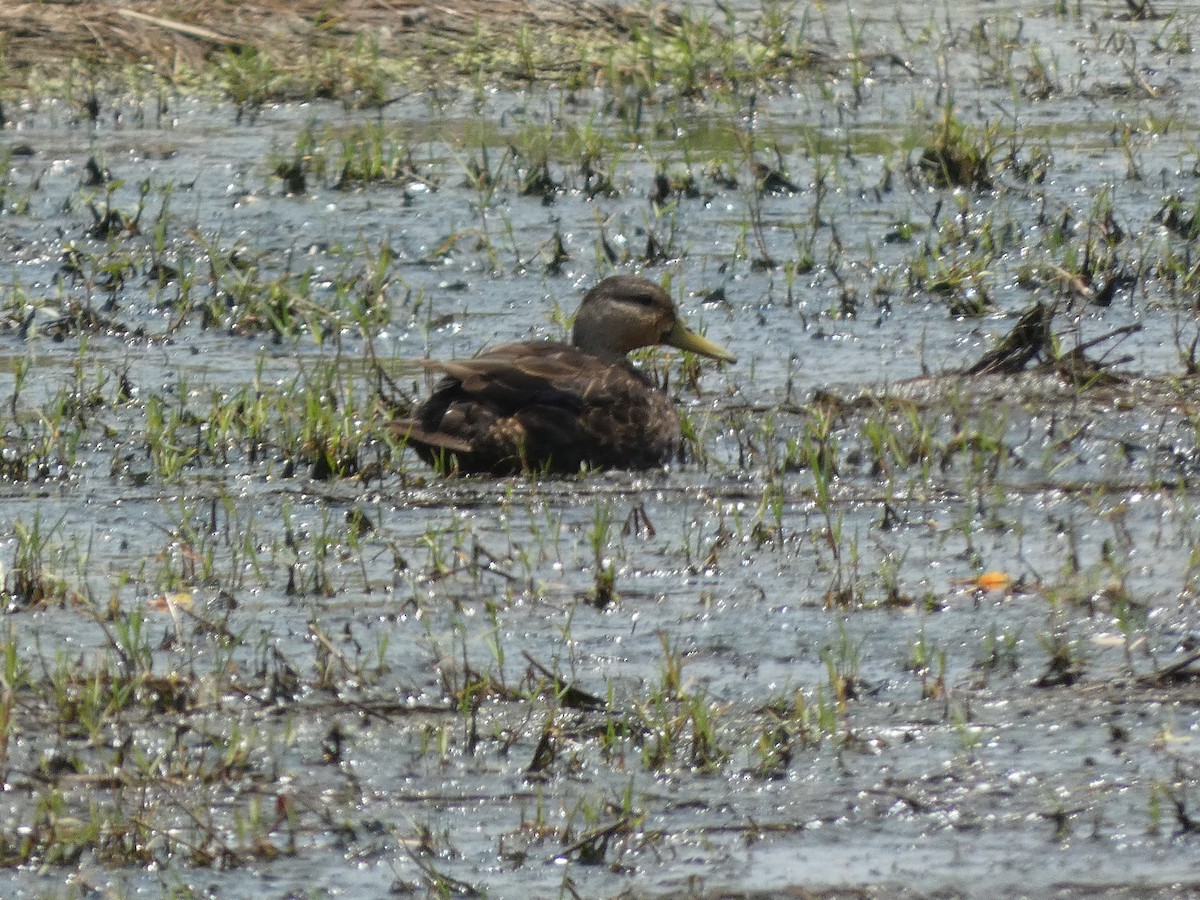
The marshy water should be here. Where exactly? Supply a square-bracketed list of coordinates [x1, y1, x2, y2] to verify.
[2, 1, 1200, 897]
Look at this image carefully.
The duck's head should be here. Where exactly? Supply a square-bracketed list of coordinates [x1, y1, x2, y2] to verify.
[571, 276, 737, 364]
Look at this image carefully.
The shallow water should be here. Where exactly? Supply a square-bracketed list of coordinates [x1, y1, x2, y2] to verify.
[2, 1, 1200, 897]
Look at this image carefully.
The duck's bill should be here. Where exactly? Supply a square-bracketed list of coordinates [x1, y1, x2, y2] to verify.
[665, 320, 737, 363]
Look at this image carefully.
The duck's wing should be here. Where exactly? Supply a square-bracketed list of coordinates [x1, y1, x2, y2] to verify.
[389, 343, 592, 465]
[390, 342, 670, 473]
[418, 342, 604, 408]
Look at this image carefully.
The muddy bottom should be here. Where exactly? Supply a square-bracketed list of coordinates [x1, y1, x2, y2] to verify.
[2, 1, 1200, 898]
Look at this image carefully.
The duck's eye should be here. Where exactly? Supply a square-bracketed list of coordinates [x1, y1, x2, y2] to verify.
[627, 293, 658, 308]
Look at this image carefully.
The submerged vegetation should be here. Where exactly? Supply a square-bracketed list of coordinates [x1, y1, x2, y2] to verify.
[2, 0, 1200, 895]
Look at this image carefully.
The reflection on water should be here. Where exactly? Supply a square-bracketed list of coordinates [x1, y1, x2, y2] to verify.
[1, 1, 1200, 895]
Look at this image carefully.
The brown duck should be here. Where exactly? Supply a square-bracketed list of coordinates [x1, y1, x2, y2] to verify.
[390, 276, 736, 474]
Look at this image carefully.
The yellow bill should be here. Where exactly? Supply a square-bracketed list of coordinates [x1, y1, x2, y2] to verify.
[664, 319, 737, 363]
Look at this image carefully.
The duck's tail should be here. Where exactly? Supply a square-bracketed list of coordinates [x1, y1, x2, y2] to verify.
[387, 419, 473, 455]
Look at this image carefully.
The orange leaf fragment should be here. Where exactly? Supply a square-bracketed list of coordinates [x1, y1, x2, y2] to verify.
[973, 571, 1013, 591]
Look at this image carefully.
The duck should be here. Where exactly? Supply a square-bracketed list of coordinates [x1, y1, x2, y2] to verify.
[390, 275, 736, 475]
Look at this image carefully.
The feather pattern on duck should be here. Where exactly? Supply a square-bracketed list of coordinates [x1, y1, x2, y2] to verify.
[390, 276, 735, 474]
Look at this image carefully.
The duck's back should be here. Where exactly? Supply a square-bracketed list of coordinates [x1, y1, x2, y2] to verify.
[403, 341, 681, 474]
